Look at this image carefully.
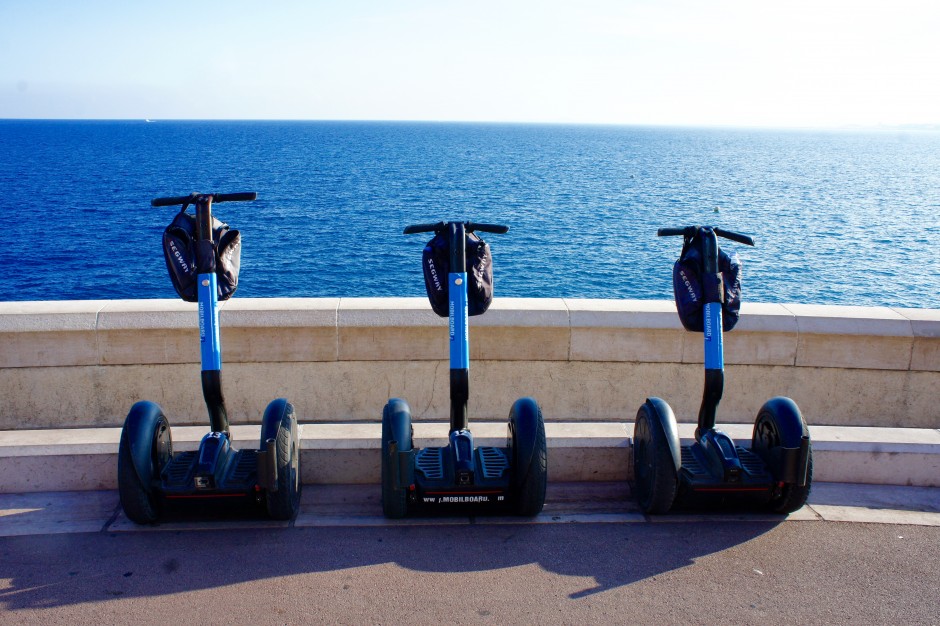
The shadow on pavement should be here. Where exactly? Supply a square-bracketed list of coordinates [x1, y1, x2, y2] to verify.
[0, 512, 779, 609]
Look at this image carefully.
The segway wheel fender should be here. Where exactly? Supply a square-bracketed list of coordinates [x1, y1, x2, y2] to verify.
[261, 398, 301, 520]
[633, 398, 679, 515]
[382, 398, 413, 519]
[118, 400, 172, 524]
[752, 397, 813, 514]
[508, 397, 547, 517]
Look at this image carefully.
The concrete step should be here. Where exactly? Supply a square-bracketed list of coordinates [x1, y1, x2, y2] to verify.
[1, 422, 937, 493]
[0, 482, 938, 538]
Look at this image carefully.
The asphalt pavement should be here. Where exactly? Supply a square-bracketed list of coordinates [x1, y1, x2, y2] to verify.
[0, 482, 938, 624]
[0, 517, 938, 624]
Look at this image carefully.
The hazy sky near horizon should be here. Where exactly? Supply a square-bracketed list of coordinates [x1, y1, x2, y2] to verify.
[2, 0, 938, 127]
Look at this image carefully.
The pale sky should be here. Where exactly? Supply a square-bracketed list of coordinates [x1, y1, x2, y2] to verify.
[2, 0, 938, 127]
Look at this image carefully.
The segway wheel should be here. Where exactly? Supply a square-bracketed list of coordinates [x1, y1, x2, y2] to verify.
[752, 399, 813, 514]
[263, 400, 301, 521]
[382, 399, 413, 519]
[117, 402, 172, 524]
[508, 397, 547, 517]
[633, 402, 678, 515]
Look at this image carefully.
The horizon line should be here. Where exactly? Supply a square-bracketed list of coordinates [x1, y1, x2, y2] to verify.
[2, 117, 940, 132]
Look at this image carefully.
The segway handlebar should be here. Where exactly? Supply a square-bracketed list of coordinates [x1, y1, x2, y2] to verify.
[714, 227, 755, 246]
[151, 192, 257, 207]
[404, 221, 509, 235]
[658, 226, 755, 246]
[403, 222, 444, 234]
[469, 222, 510, 234]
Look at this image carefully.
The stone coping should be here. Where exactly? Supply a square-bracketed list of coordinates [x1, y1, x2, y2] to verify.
[1, 298, 938, 371]
[0, 422, 630, 455]
[3, 422, 937, 455]
[3, 297, 937, 334]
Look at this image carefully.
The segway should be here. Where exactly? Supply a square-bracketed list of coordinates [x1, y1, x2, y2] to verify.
[633, 226, 812, 514]
[381, 221, 547, 518]
[117, 192, 301, 524]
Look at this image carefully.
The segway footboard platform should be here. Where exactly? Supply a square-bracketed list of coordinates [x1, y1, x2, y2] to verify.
[675, 440, 777, 508]
[160, 446, 262, 499]
[410, 444, 513, 509]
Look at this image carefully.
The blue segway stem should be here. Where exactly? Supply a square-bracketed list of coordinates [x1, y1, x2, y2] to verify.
[193, 196, 229, 435]
[449, 272, 470, 370]
[703, 302, 724, 370]
[448, 222, 470, 433]
[198, 272, 222, 371]
[698, 228, 725, 438]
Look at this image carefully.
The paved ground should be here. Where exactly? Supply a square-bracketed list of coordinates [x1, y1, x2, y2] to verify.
[0, 483, 938, 624]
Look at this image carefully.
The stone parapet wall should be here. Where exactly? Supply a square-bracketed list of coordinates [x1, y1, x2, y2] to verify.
[1, 298, 938, 429]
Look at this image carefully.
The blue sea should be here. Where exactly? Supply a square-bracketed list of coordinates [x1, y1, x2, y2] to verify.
[1, 120, 938, 307]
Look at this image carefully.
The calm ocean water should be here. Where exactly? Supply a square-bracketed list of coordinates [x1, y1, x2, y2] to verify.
[1, 120, 938, 307]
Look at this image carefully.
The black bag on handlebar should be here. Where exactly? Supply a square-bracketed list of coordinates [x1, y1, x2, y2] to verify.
[672, 234, 742, 332]
[422, 232, 494, 317]
[162, 207, 241, 302]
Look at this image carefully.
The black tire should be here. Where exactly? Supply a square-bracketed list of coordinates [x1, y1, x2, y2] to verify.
[509, 398, 547, 517]
[382, 399, 413, 519]
[117, 408, 171, 524]
[752, 401, 813, 514]
[633, 403, 678, 515]
[265, 407, 301, 520]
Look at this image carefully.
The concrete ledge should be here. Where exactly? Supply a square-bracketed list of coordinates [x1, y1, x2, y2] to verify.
[0, 423, 935, 493]
[2, 298, 939, 431]
[4, 361, 939, 430]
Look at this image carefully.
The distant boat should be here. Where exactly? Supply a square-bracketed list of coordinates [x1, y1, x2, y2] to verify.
[144, 119, 154, 123]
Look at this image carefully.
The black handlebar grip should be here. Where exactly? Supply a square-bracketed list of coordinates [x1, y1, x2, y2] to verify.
[714, 227, 755, 246]
[213, 192, 257, 203]
[467, 222, 509, 234]
[657, 227, 689, 237]
[151, 195, 194, 207]
[404, 222, 446, 235]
